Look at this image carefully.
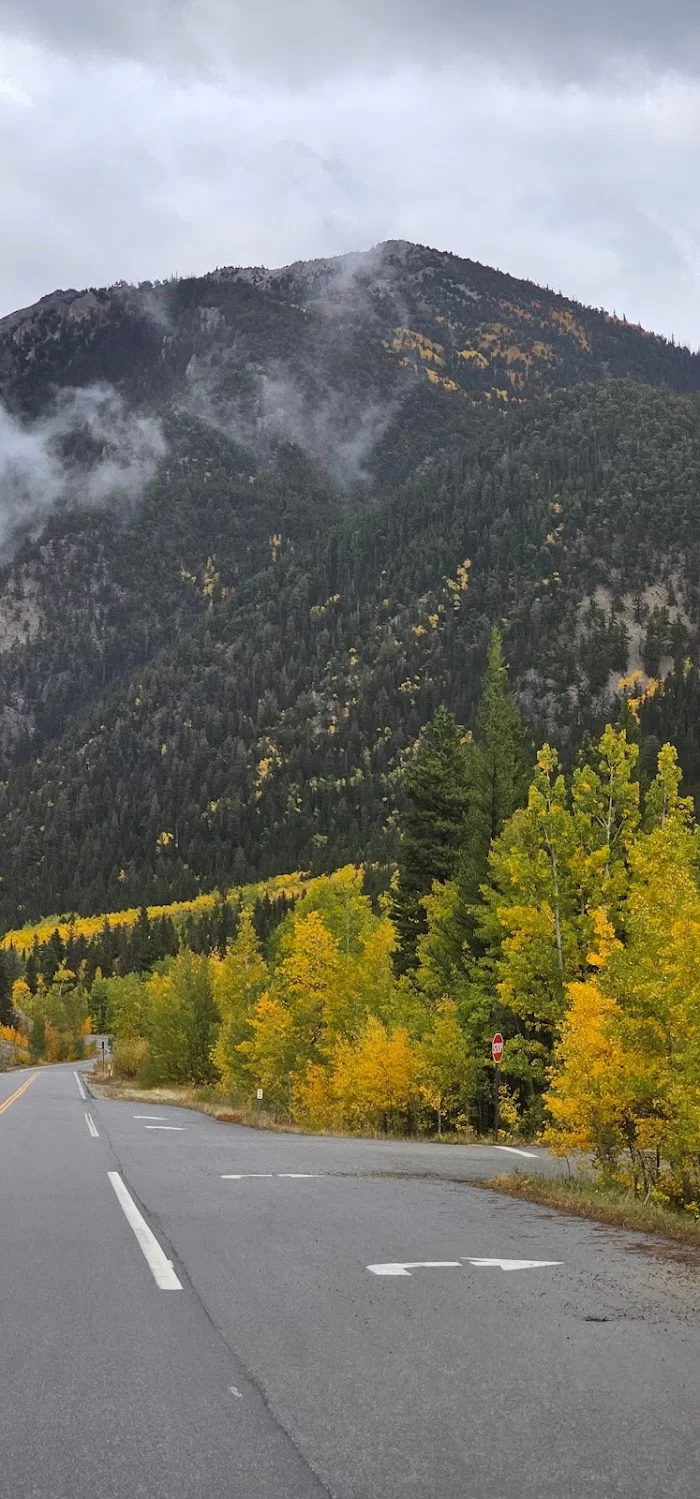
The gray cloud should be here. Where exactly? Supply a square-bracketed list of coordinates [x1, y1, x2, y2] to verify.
[181, 264, 403, 488]
[2, 1, 700, 82]
[1, 3, 700, 350]
[0, 385, 166, 547]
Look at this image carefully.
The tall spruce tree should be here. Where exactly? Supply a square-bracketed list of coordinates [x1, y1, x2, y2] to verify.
[390, 706, 472, 974]
[458, 626, 531, 910]
[0, 952, 14, 1027]
[414, 629, 531, 1001]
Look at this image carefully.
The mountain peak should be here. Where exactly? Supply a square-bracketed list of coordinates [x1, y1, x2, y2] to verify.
[1, 240, 700, 920]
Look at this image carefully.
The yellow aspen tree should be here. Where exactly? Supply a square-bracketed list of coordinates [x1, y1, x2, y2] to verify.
[11, 977, 32, 1013]
[419, 1000, 475, 1135]
[293, 1056, 344, 1133]
[279, 909, 342, 1057]
[479, 745, 580, 1031]
[569, 725, 640, 920]
[339, 1016, 422, 1134]
[237, 992, 296, 1108]
[545, 978, 629, 1172]
[341, 918, 398, 1038]
[547, 747, 700, 1202]
[609, 798, 700, 1200]
[212, 909, 269, 1091]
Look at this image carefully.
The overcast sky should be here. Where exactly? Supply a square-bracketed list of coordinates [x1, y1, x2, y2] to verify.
[1, 2, 700, 343]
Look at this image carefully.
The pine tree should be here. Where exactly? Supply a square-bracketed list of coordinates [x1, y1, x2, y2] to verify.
[25, 943, 39, 995]
[471, 626, 530, 856]
[455, 625, 531, 943]
[0, 952, 14, 1027]
[390, 706, 472, 974]
[29, 1012, 46, 1062]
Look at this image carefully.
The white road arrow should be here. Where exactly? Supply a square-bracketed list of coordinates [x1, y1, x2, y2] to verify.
[367, 1262, 462, 1276]
[367, 1258, 562, 1276]
[466, 1258, 562, 1272]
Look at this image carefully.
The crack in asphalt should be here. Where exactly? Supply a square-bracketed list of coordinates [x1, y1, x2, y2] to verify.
[86, 1081, 335, 1499]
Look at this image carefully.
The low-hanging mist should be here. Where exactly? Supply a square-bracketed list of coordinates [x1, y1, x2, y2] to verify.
[0, 384, 166, 551]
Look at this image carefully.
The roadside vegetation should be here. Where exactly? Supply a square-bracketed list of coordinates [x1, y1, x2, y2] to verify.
[4, 633, 700, 1229]
[482, 1174, 700, 1249]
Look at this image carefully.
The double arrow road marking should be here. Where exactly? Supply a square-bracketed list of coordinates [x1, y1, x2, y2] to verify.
[367, 1258, 562, 1276]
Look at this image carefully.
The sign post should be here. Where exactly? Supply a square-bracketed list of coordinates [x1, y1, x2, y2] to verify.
[491, 1033, 504, 1143]
[256, 1087, 263, 1115]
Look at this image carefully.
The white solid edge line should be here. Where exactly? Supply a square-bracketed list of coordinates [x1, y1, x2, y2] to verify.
[85, 1111, 99, 1138]
[221, 1173, 274, 1179]
[107, 1171, 182, 1290]
[278, 1173, 319, 1178]
[494, 1145, 539, 1159]
[133, 1115, 168, 1120]
[73, 1070, 86, 1100]
[144, 1125, 186, 1131]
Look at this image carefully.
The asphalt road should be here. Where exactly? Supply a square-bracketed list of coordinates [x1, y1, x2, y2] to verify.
[1, 1065, 699, 1498]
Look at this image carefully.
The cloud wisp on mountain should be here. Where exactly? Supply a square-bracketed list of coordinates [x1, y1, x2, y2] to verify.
[0, 385, 166, 550]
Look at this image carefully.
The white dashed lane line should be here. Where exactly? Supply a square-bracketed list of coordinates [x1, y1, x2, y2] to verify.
[221, 1173, 320, 1180]
[493, 1145, 539, 1159]
[108, 1171, 182, 1290]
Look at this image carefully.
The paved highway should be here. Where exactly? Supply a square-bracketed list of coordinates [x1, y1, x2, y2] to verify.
[1, 1064, 699, 1498]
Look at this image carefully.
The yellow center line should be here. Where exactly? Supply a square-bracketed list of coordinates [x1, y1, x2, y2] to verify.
[0, 1072, 38, 1116]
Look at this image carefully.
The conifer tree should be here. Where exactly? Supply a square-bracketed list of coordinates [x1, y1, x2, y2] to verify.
[462, 627, 530, 891]
[413, 631, 530, 996]
[0, 952, 14, 1027]
[390, 706, 472, 974]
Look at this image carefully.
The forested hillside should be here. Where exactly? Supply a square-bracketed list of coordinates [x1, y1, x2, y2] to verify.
[1, 241, 700, 923]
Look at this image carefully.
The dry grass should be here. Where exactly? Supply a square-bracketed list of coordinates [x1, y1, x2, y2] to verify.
[85, 1073, 479, 1143]
[481, 1172, 700, 1249]
[86, 1076, 305, 1132]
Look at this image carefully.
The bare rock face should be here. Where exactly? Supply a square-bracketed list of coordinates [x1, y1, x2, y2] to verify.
[67, 291, 100, 323]
[0, 290, 81, 338]
[0, 572, 43, 654]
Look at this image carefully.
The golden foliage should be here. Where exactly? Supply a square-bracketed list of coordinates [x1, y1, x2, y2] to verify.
[2, 872, 312, 955]
[295, 1017, 422, 1134]
[458, 348, 489, 367]
[0, 1023, 29, 1055]
[616, 670, 660, 721]
[391, 328, 445, 365]
[310, 594, 341, 617]
[443, 558, 471, 610]
[548, 307, 591, 350]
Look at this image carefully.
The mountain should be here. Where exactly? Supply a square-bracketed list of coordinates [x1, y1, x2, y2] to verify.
[1, 240, 700, 925]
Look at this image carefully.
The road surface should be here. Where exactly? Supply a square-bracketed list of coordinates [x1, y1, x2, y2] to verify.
[1, 1063, 699, 1498]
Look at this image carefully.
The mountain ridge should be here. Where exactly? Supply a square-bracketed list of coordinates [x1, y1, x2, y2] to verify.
[1, 241, 700, 924]
[4, 237, 699, 419]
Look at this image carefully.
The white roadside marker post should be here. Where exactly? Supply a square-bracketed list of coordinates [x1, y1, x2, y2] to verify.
[491, 1033, 504, 1143]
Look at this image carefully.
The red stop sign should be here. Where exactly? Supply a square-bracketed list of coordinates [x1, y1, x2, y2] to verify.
[491, 1033, 504, 1063]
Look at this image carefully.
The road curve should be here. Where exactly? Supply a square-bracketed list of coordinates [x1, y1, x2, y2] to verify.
[1, 1064, 699, 1498]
